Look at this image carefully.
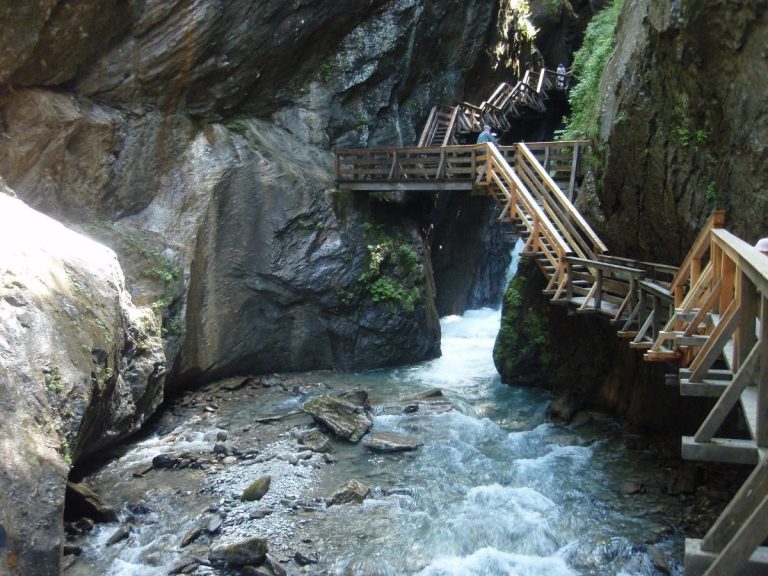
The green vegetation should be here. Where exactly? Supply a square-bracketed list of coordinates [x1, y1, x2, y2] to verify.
[559, 1, 623, 140]
[356, 222, 422, 312]
[546, 0, 565, 17]
[494, 261, 554, 375]
[45, 366, 64, 393]
[60, 438, 73, 467]
[317, 57, 336, 82]
[226, 119, 249, 135]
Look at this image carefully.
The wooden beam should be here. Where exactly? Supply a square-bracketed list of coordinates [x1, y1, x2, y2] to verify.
[693, 342, 759, 442]
[700, 457, 768, 554]
[682, 436, 759, 465]
[686, 539, 768, 576]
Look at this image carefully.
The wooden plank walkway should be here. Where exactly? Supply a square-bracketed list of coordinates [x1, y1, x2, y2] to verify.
[335, 139, 768, 575]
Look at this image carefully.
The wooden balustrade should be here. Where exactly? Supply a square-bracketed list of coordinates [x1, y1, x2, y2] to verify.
[515, 143, 606, 259]
[657, 228, 768, 576]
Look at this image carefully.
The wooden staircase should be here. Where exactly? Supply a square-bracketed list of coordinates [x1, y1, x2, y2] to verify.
[418, 68, 569, 149]
[335, 144, 768, 576]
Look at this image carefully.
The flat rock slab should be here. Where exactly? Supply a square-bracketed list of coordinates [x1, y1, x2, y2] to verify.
[302, 394, 372, 442]
[363, 432, 423, 453]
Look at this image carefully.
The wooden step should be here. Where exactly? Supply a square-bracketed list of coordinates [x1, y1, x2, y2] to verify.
[682, 436, 759, 465]
[680, 368, 733, 381]
[680, 379, 729, 397]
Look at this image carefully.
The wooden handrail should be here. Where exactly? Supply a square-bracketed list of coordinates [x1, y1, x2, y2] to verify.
[670, 210, 726, 295]
[486, 143, 571, 257]
[516, 143, 608, 255]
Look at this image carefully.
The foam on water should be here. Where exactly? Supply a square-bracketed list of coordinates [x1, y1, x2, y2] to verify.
[417, 546, 576, 576]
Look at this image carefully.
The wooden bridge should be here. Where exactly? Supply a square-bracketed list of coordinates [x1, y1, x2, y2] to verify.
[335, 140, 768, 575]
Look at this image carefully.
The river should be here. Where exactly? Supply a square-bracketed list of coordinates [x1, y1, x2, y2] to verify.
[65, 298, 695, 575]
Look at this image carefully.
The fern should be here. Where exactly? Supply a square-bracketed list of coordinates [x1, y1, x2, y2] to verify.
[560, 1, 623, 140]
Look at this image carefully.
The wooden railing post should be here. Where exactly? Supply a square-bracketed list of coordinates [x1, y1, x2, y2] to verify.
[759, 296, 768, 447]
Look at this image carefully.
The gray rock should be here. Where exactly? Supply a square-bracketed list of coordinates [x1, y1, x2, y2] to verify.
[180, 526, 203, 548]
[621, 481, 646, 495]
[265, 554, 288, 576]
[363, 432, 423, 453]
[241, 476, 272, 502]
[0, 193, 165, 573]
[206, 514, 223, 534]
[302, 395, 373, 442]
[106, 524, 132, 546]
[298, 429, 334, 454]
[65, 482, 118, 523]
[152, 454, 179, 469]
[209, 537, 268, 567]
[648, 545, 670, 575]
[329, 479, 371, 506]
[294, 551, 319, 566]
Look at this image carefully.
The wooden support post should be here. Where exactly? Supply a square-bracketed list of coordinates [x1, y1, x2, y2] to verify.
[595, 269, 603, 311]
[388, 150, 398, 179]
[702, 493, 768, 576]
[693, 342, 759, 443]
[652, 295, 662, 339]
[568, 143, 580, 202]
[566, 260, 573, 301]
[700, 457, 768, 554]
[720, 255, 736, 322]
[759, 298, 768, 447]
[689, 299, 740, 382]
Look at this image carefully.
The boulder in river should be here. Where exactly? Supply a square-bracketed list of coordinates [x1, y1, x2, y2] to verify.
[209, 536, 268, 567]
[363, 432, 423, 453]
[65, 481, 118, 523]
[298, 429, 334, 453]
[328, 479, 371, 506]
[301, 394, 373, 442]
[241, 475, 272, 502]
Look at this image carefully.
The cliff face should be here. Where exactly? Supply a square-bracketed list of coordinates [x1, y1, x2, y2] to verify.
[494, 0, 768, 428]
[596, 0, 768, 260]
[0, 189, 165, 574]
[0, 0, 501, 387]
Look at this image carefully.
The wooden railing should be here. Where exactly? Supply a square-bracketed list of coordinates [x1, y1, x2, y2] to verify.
[524, 141, 591, 200]
[646, 211, 726, 361]
[515, 143, 605, 260]
[335, 137, 765, 574]
[658, 229, 768, 576]
[417, 67, 569, 148]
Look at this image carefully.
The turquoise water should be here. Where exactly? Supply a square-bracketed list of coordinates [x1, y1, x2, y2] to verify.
[69, 307, 684, 575]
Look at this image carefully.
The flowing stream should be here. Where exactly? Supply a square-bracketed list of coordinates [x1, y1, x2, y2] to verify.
[67, 304, 691, 576]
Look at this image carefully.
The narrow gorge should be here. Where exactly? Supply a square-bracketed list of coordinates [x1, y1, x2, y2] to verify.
[1, 1, 767, 575]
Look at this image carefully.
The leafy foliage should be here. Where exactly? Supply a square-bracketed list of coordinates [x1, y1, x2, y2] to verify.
[560, 1, 623, 140]
[356, 223, 423, 312]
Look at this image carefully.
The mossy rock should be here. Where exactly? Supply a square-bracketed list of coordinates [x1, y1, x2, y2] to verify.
[241, 475, 271, 502]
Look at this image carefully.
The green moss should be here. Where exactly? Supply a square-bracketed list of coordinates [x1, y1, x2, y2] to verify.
[226, 119, 249, 135]
[45, 366, 64, 393]
[560, 1, 623, 140]
[494, 260, 555, 376]
[355, 223, 423, 312]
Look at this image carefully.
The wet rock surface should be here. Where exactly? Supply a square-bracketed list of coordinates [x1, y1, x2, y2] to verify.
[363, 432, 423, 452]
[301, 392, 373, 442]
[61, 374, 749, 575]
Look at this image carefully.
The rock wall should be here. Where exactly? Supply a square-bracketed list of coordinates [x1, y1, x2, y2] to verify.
[596, 0, 768, 261]
[494, 0, 768, 429]
[493, 259, 682, 430]
[0, 0, 503, 389]
[0, 189, 165, 575]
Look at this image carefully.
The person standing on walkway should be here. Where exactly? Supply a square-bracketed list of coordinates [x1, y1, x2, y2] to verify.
[477, 124, 497, 144]
[557, 63, 567, 89]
